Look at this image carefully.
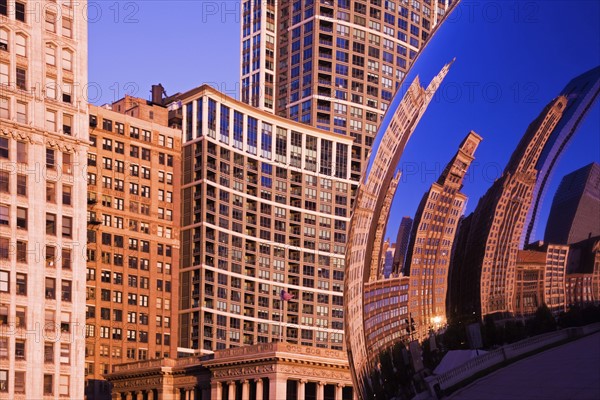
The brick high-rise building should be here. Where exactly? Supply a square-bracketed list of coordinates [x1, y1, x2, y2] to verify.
[0, 1, 88, 398]
[240, 0, 459, 180]
[404, 131, 481, 340]
[544, 162, 600, 245]
[449, 96, 568, 320]
[168, 85, 354, 353]
[84, 98, 181, 399]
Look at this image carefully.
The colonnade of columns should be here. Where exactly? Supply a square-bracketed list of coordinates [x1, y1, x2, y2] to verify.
[112, 390, 157, 400]
[211, 378, 265, 400]
[113, 386, 210, 400]
[211, 376, 348, 400]
[296, 379, 345, 400]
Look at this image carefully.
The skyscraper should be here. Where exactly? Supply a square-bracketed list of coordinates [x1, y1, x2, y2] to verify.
[240, 0, 459, 180]
[404, 131, 481, 340]
[0, 1, 88, 398]
[392, 216, 413, 275]
[449, 95, 567, 320]
[544, 162, 600, 245]
[84, 97, 182, 399]
[524, 66, 600, 245]
[169, 85, 353, 352]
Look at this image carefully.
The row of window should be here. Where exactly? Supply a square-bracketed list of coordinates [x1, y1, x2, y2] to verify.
[0, 272, 72, 301]
[86, 345, 168, 362]
[87, 326, 171, 345]
[90, 116, 175, 149]
[0, 1, 26, 22]
[0, 140, 71, 172]
[85, 307, 171, 327]
[0, 369, 70, 396]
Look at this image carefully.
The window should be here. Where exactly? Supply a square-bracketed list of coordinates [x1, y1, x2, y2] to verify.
[46, 11, 57, 32]
[16, 241, 26, 263]
[0, 338, 7, 358]
[46, 148, 56, 168]
[46, 182, 56, 202]
[46, 213, 56, 235]
[61, 280, 72, 302]
[62, 185, 72, 205]
[0, 370, 7, 393]
[15, 1, 26, 22]
[62, 248, 71, 270]
[44, 375, 53, 395]
[0, 29, 6, 51]
[16, 273, 26, 295]
[62, 216, 72, 237]
[46, 45, 56, 65]
[60, 344, 70, 364]
[63, 153, 72, 174]
[17, 141, 27, 163]
[44, 343, 54, 363]
[0, 238, 7, 259]
[62, 49, 73, 71]
[16, 101, 27, 123]
[0, 205, 8, 225]
[16, 67, 26, 90]
[15, 340, 25, 360]
[0, 271, 7, 292]
[46, 246, 56, 268]
[16, 207, 27, 229]
[59, 375, 69, 397]
[15, 33, 26, 57]
[45, 278, 56, 299]
[63, 113, 72, 133]
[0, 138, 7, 158]
[0, 96, 7, 119]
[0, 172, 8, 193]
[14, 371, 25, 394]
[62, 18, 73, 38]
[0, 63, 7, 86]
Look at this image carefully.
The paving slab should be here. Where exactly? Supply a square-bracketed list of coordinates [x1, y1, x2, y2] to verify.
[448, 332, 600, 399]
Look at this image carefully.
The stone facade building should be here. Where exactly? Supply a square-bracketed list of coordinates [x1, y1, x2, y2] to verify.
[106, 343, 353, 400]
[0, 1, 89, 398]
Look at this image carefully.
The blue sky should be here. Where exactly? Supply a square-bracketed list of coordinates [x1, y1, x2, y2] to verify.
[89, 1, 600, 243]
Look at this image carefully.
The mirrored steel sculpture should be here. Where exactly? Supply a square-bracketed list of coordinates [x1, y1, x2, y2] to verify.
[344, 61, 453, 399]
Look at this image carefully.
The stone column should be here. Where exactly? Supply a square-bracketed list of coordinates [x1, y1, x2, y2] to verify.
[269, 375, 287, 400]
[147, 390, 155, 400]
[316, 382, 326, 400]
[255, 378, 263, 400]
[227, 381, 236, 400]
[185, 388, 194, 400]
[112, 393, 121, 400]
[297, 379, 307, 399]
[201, 384, 211, 400]
[125, 392, 133, 400]
[241, 380, 249, 400]
[335, 383, 344, 400]
[157, 387, 177, 400]
[136, 391, 144, 400]
[211, 382, 222, 400]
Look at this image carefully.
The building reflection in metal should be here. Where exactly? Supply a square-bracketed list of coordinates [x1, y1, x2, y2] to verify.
[344, 61, 453, 399]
